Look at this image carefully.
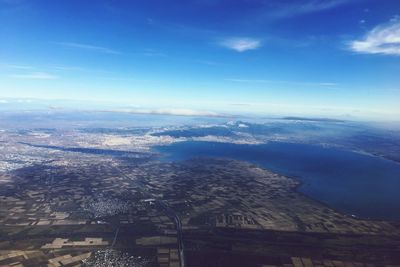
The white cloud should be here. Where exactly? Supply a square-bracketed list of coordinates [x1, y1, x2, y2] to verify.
[219, 37, 262, 52]
[55, 42, 120, 54]
[10, 72, 59, 80]
[350, 17, 400, 56]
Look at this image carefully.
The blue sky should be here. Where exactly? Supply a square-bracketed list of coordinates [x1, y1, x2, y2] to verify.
[0, 0, 399, 120]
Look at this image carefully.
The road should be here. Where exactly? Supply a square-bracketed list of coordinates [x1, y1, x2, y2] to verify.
[111, 227, 120, 248]
[120, 170, 186, 267]
[157, 201, 185, 267]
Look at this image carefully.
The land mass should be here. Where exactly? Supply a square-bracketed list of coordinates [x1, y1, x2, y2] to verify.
[1, 154, 400, 266]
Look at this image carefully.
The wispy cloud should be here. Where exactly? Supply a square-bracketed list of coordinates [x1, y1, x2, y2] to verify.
[50, 65, 115, 75]
[261, 0, 353, 20]
[226, 78, 337, 87]
[2, 63, 113, 77]
[55, 42, 121, 54]
[50, 65, 86, 71]
[219, 37, 262, 52]
[349, 17, 400, 56]
[140, 49, 168, 57]
[10, 72, 59, 80]
[0, 63, 33, 69]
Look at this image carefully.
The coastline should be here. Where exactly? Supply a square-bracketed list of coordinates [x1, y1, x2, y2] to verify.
[153, 141, 400, 223]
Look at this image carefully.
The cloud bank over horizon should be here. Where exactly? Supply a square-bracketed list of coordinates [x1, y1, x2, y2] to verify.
[103, 108, 229, 118]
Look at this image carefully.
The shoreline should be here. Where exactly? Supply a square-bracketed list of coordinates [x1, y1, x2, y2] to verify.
[152, 142, 400, 224]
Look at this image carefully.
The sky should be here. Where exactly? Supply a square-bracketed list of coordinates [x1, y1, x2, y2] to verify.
[0, 0, 400, 120]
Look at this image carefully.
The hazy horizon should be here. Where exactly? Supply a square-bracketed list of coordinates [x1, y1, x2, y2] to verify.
[1, 0, 400, 121]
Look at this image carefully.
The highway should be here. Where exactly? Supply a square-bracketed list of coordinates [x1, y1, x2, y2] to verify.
[120, 170, 186, 267]
[157, 201, 186, 267]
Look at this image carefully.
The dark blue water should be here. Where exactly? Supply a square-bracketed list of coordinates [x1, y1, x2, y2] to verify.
[156, 141, 400, 221]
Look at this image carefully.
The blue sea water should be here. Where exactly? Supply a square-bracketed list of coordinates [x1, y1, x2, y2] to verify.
[156, 141, 400, 221]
